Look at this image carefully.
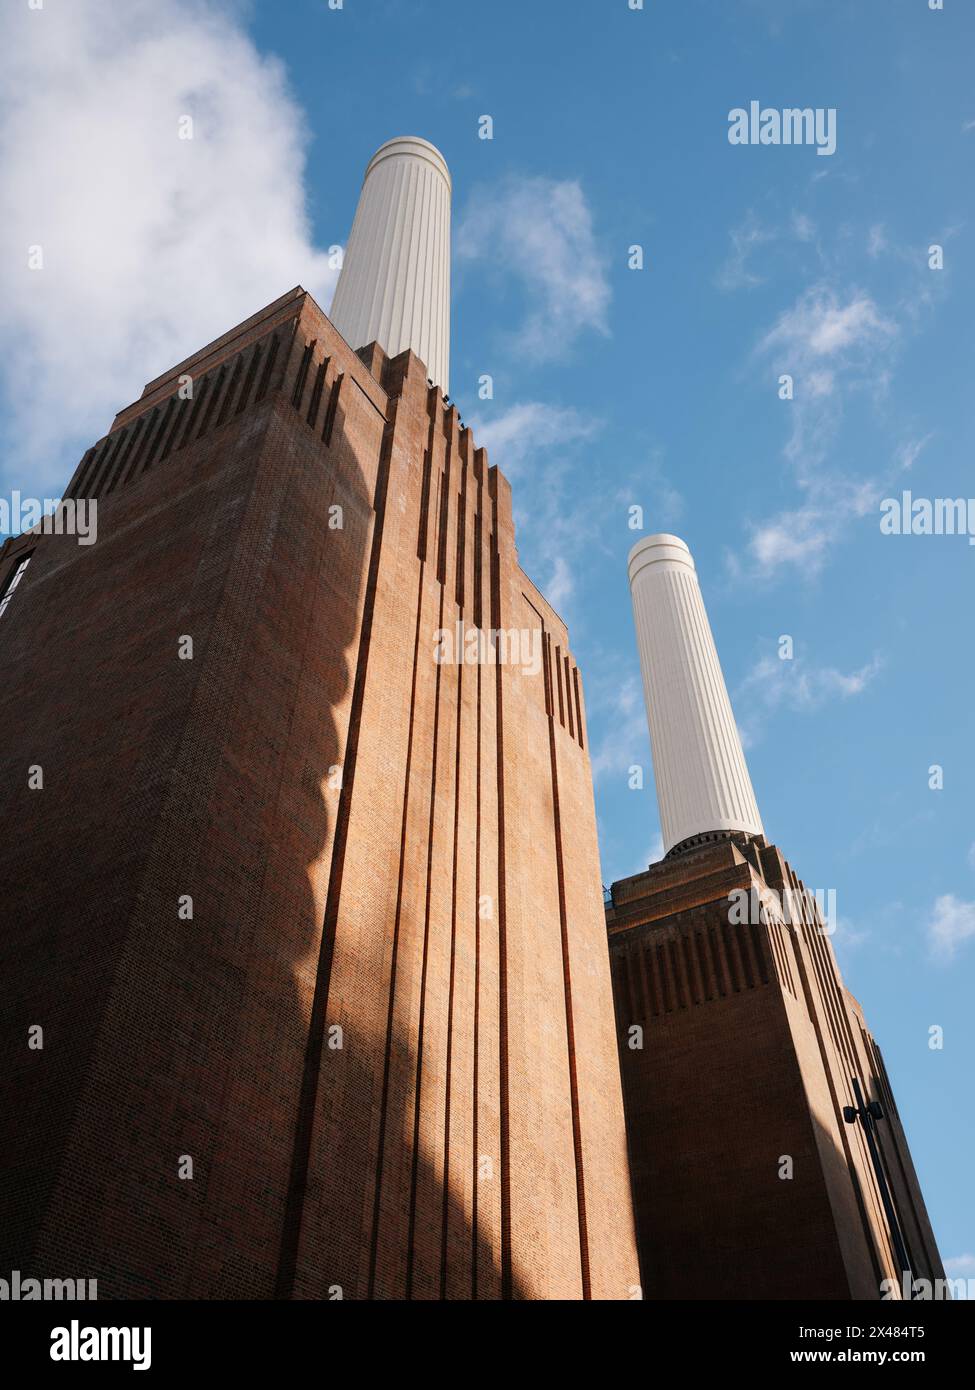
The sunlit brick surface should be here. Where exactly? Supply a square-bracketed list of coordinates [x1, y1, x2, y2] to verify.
[0, 289, 639, 1300]
[607, 836, 945, 1300]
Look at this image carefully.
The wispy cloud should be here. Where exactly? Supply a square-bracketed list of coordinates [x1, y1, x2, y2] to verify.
[0, 0, 334, 492]
[645, 833, 665, 866]
[867, 224, 888, 258]
[716, 212, 775, 291]
[718, 208, 825, 293]
[456, 175, 610, 359]
[944, 1254, 975, 1296]
[468, 401, 598, 477]
[412, 66, 475, 101]
[734, 283, 901, 579]
[589, 675, 649, 782]
[743, 506, 834, 577]
[732, 478, 879, 581]
[743, 0, 818, 34]
[615, 449, 684, 531]
[738, 650, 883, 718]
[468, 399, 602, 618]
[544, 555, 574, 613]
[927, 894, 975, 962]
[758, 285, 897, 491]
[896, 432, 934, 472]
[832, 917, 872, 952]
[792, 212, 816, 244]
[758, 285, 897, 366]
[847, 815, 933, 861]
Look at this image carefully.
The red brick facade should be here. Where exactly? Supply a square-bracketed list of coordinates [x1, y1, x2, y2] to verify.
[0, 289, 639, 1299]
[607, 835, 945, 1300]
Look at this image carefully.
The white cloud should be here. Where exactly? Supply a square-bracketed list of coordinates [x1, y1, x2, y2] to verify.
[468, 399, 602, 618]
[792, 212, 815, 243]
[716, 212, 774, 292]
[928, 895, 975, 961]
[747, 507, 833, 575]
[468, 401, 598, 478]
[734, 284, 901, 580]
[0, 0, 335, 492]
[896, 433, 934, 472]
[945, 1253, 975, 1287]
[589, 675, 649, 782]
[740, 476, 881, 579]
[832, 917, 871, 951]
[615, 449, 683, 531]
[738, 651, 883, 716]
[806, 368, 836, 398]
[545, 555, 573, 613]
[757, 287, 898, 487]
[641, 450, 684, 527]
[456, 175, 610, 359]
[867, 224, 888, 258]
[759, 285, 897, 361]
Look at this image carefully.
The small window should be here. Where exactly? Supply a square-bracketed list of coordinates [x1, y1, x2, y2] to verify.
[0, 551, 33, 620]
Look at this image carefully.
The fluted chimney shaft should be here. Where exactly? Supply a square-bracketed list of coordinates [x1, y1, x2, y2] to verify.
[628, 534, 763, 856]
[329, 136, 451, 393]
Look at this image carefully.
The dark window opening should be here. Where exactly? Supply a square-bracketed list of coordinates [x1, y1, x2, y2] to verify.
[0, 551, 34, 621]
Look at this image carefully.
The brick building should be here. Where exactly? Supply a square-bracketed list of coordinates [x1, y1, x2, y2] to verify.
[607, 535, 945, 1299]
[0, 131, 942, 1305]
[0, 141, 639, 1300]
[607, 838, 945, 1299]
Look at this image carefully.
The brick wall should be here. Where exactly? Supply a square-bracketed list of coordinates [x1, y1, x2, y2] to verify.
[607, 836, 944, 1300]
[0, 290, 639, 1300]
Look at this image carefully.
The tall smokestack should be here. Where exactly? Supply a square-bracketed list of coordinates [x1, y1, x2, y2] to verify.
[628, 533, 763, 857]
[329, 136, 451, 394]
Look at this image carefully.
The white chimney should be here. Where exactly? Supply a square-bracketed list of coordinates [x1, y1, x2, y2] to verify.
[329, 136, 451, 394]
[628, 534, 763, 857]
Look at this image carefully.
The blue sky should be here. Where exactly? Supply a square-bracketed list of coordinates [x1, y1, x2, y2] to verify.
[1, 0, 971, 1285]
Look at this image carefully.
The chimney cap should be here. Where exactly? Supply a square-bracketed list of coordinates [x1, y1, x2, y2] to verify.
[627, 533, 695, 585]
[364, 136, 451, 192]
